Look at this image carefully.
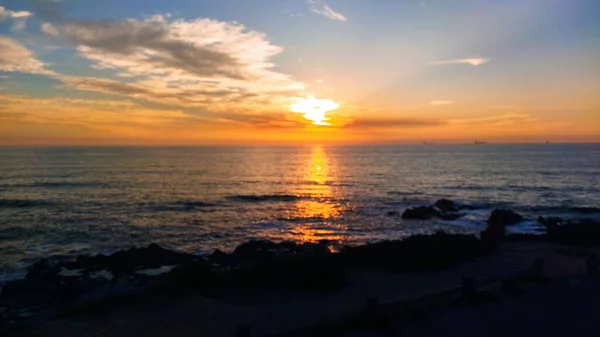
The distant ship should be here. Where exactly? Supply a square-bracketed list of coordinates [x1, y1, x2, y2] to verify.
[422, 141, 435, 145]
[546, 140, 550, 144]
[474, 141, 487, 145]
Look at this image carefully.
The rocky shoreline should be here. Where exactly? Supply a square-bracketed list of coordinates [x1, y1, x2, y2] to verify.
[2, 202, 600, 333]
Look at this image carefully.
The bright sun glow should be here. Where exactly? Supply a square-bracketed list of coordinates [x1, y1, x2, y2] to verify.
[291, 95, 339, 125]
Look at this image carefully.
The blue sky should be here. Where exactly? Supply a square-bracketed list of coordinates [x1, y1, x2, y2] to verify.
[0, 0, 599, 144]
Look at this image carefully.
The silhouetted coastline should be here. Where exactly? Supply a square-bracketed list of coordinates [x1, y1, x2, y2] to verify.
[2, 204, 600, 335]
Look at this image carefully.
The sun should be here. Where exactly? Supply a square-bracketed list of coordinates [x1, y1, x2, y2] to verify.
[291, 95, 339, 126]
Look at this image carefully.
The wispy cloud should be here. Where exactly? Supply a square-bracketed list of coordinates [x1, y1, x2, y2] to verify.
[0, 6, 32, 19]
[0, 6, 34, 31]
[431, 58, 490, 66]
[308, 0, 347, 22]
[450, 113, 535, 126]
[0, 36, 51, 74]
[429, 100, 453, 106]
[343, 117, 445, 129]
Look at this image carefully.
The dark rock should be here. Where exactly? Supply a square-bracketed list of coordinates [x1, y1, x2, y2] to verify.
[505, 234, 548, 242]
[402, 206, 437, 220]
[231, 240, 331, 264]
[233, 239, 278, 261]
[488, 209, 524, 226]
[537, 216, 563, 228]
[341, 232, 484, 272]
[26, 260, 61, 283]
[211, 249, 228, 260]
[209, 249, 230, 266]
[298, 242, 331, 256]
[166, 261, 213, 289]
[570, 207, 600, 214]
[546, 219, 600, 246]
[482, 210, 509, 251]
[231, 255, 346, 292]
[386, 211, 399, 216]
[434, 199, 457, 212]
[402, 205, 462, 221]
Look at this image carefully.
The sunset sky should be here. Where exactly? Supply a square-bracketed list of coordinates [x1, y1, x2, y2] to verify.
[1, 0, 599, 145]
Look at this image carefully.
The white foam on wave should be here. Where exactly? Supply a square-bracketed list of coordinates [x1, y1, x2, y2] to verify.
[90, 269, 113, 281]
[438, 218, 485, 230]
[506, 220, 544, 235]
[0, 268, 28, 283]
[134, 265, 175, 276]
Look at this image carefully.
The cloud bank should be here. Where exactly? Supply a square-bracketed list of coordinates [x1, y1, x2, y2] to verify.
[32, 3, 305, 112]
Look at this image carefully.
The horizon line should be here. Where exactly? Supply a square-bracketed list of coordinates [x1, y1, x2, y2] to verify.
[1, 141, 599, 148]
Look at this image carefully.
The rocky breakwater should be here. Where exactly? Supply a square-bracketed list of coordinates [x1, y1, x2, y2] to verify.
[0, 233, 485, 329]
[538, 216, 600, 246]
[482, 210, 600, 248]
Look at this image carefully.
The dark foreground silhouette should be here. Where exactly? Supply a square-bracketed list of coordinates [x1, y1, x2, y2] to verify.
[2, 205, 600, 335]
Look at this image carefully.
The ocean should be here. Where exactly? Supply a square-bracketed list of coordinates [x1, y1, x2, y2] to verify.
[1, 144, 599, 280]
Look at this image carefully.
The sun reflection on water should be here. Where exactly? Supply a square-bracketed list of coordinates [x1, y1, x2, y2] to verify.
[280, 146, 350, 243]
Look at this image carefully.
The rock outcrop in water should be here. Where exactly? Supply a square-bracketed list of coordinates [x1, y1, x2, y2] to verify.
[402, 200, 463, 221]
[488, 209, 524, 226]
[543, 218, 600, 246]
[402, 206, 448, 220]
[481, 209, 529, 251]
[434, 199, 458, 212]
[401, 199, 480, 221]
[509, 217, 600, 247]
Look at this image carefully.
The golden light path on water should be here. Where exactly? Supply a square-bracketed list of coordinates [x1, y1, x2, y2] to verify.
[279, 146, 350, 245]
[291, 96, 339, 125]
